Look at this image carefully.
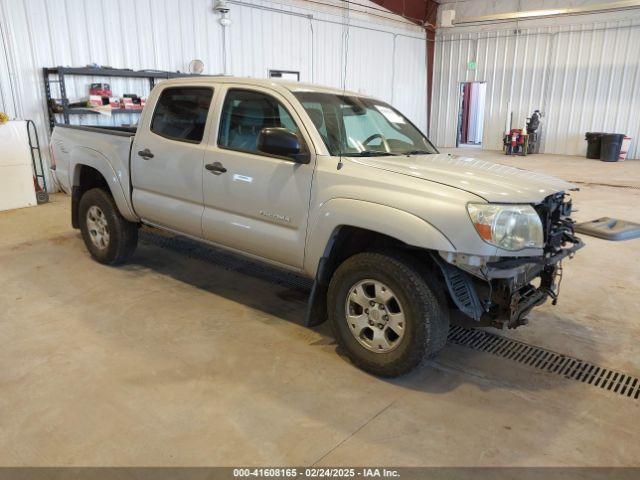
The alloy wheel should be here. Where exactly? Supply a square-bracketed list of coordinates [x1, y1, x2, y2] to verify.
[345, 279, 406, 353]
[86, 205, 110, 250]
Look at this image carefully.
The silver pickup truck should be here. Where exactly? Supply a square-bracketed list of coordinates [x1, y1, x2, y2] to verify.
[51, 76, 583, 376]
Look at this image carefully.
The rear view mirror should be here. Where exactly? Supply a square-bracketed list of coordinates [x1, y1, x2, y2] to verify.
[257, 127, 310, 163]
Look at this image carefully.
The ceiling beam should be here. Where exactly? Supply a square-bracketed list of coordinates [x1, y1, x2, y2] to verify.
[368, 0, 438, 26]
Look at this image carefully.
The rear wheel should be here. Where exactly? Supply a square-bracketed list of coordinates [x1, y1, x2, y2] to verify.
[327, 251, 449, 377]
[79, 188, 138, 265]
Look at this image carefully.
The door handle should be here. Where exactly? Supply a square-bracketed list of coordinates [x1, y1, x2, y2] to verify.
[138, 148, 154, 159]
[205, 162, 227, 174]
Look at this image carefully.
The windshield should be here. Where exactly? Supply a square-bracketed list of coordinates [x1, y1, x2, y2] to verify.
[293, 92, 438, 157]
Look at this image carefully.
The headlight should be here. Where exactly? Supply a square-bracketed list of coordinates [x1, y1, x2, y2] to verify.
[467, 203, 544, 251]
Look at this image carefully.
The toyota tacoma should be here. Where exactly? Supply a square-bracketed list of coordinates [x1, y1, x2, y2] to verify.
[51, 77, 583, 376]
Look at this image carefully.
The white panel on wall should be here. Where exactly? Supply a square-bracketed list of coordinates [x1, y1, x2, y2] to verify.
[0, 121, 38, 211]
[311, 17, 343, 89]
[228, 3, 313, 80]
[0, 20, 15, 117]
[345, 27, 394, 100]
[432, 15, 640, 159]
[392, 35, 427, 130]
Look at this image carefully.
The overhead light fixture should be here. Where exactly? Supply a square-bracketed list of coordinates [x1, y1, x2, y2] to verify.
[453, 0, 640, 24]
[213, 0, 230, 13]
[213, 0, 231, 26]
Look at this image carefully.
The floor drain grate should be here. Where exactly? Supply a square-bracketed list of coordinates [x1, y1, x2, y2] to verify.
[448, 325, 640, 400]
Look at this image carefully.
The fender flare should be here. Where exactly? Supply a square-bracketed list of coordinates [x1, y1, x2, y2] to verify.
[71, 146, 137, 222]
[303, 198, 455, 278]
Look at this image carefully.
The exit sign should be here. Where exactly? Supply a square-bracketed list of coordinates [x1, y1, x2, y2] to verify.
[467, 61, 477, 70]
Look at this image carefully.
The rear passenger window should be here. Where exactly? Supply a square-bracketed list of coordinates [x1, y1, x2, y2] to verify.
[217, 89, 301, 154]
[151, 87, 213, 143]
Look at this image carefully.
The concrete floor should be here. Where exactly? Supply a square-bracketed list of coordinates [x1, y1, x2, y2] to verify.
[1, 150, 639, 467]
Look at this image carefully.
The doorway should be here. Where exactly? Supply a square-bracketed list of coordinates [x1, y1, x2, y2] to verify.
[457, 82, 486, 147]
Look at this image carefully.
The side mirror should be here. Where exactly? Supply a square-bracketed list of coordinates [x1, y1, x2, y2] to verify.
[257, 127, 310, 164]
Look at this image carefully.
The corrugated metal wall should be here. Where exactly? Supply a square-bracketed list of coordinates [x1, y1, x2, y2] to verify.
[431, 15, 640, 159]
[0, 0, 426, 190]
[0, 17, 16, 117]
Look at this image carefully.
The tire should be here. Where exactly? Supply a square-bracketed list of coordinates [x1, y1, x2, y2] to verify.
[78, 188, 138, 265]
[327, 251, 449, 377]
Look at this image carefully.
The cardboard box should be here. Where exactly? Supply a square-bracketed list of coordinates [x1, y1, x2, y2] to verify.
[121, 98, 135, 109]
[88, 95, 104, 107]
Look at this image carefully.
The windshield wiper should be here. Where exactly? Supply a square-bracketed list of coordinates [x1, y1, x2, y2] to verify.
[403, 150, 433, 156]
[338, 150, 395, 157]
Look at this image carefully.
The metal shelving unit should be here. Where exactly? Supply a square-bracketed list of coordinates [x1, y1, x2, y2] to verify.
[43, 67, 195, 132]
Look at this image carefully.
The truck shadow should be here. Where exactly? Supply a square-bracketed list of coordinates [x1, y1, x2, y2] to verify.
[121, 229, 602, 396]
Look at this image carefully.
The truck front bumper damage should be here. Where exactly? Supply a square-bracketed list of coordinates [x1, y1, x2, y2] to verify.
[436, 236, 584, 329]
[436, 192, 585, 329]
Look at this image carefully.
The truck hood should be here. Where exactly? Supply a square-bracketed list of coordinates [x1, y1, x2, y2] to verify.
[350, 153, 576, 203]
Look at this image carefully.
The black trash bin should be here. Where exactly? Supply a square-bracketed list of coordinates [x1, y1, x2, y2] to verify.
[600, 133, 625, 162]
[585, 132, 605, 159]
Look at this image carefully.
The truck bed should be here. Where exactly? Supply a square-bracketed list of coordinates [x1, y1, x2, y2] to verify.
[51, 124, 136, 203]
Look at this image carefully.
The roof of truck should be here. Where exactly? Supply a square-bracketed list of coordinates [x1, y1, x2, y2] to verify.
[160, 75, 367, 97]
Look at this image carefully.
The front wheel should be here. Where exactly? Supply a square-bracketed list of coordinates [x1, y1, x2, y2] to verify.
[327, 251, 449, 377]
[78, 188, 138, 265]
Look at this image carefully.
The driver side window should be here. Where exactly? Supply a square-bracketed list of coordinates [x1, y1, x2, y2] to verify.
[218, 89, 301, 155]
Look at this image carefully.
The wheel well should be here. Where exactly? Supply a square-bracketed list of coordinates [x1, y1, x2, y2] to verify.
[71, 165, 109, 228]
[305, 226, 445, 327]
[317, 226, 435, 286]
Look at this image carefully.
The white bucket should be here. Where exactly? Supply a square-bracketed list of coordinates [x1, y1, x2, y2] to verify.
[620, 136, 632, 161]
